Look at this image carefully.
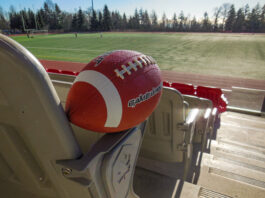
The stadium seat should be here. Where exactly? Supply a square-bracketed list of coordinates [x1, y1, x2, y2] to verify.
[46, 68, 61, 74]
[163, 80, 171, 87]
[171, 82, 196, 96]
[48, 72, 76, 83]
[60, 70, 76, 76]
[0, 34, 145, 198]
[196, 86, 227, 114]
[140, 87, 199, 178]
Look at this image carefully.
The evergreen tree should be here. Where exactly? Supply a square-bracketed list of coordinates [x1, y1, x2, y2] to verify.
[102, 5, 111, 31]
[150, 10, 158, 30]
[234, 8, 245, 32]
[128, 16, 133, 29]
[225, 5, 236, 31]
[71, 13, 78, 31]
[26, 9, 35, 29]
[178, 11, 185, 31]
[55, 3, 63, 29]
[172, 13, 178, 31]
[77, 8, 85, 31]
[111, 11, 122, 30]
[133, 9, 140, 29]
[61, 12, 73, 32]
[202, 12, 211, 32]
[190, 16, 199, 32]
[90, 10, 98, 31]
[260, 4, 265, 32]
[121, 13, 127, 30]
[248, 4, 261, 32]
[98, 11, 103, 31]
[9, 11, 23, 31]
[142, 10, 151, 30]
[36, 9, 45, 29]
[43, 2, 51, 25]
[2, 2, 265, 33]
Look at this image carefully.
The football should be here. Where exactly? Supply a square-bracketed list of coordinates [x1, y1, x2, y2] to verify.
[65, 50, 162, 133]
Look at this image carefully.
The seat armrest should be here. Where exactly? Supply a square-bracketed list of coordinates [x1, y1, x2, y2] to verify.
[55, 121, 146, 198]
[56, 121, 146, 171]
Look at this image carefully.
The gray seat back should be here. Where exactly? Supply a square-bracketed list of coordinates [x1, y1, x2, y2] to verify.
[140, 87, 188, 162]
[0, 34, 82, 198]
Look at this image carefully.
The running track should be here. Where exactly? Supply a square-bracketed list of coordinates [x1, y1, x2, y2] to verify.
[40, 59, 265, 90]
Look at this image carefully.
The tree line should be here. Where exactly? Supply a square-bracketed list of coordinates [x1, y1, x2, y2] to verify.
[0, 1, 264, 33]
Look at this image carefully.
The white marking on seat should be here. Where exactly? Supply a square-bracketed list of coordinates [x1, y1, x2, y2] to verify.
[75, 70, 122, 127]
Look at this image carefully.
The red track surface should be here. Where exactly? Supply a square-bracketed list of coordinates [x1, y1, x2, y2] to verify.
[40, 59, 265, 90]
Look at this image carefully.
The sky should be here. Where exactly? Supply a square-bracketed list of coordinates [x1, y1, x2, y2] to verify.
[0, 0, 264, 19]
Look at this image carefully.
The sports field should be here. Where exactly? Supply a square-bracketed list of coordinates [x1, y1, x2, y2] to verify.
[12, 32, 265, 80]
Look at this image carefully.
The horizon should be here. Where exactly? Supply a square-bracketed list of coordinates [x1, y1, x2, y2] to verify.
[0, 0, 263, 20]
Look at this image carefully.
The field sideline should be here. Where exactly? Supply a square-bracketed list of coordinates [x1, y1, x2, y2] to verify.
[11, 32, 265, 80]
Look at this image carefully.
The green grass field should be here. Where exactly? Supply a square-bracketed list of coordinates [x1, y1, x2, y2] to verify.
[12, 32, 265, 80]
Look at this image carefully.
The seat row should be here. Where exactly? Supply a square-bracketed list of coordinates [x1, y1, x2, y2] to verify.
[47, 64, 228, 178]
[51, 76, 219, 180]
[163, 81, 228, 114]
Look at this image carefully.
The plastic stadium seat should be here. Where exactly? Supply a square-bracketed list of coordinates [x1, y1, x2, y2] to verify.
[60, 70, 76, 76]
[48, 70, 76, 83]
[171, 82, 196, 96]
[163, 81, 171, 87]
[140, 87, 199, 178]
[183, 95, 215, 149]
[0, 34, 145, 198]
[196, 86, 227, 113]
[46, 68, 61, 74]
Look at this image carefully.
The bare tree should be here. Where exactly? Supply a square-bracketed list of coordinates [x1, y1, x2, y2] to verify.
[213, 6, 222, 31]
[221, 3, 231, 31]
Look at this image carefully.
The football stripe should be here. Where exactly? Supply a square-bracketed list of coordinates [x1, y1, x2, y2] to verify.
[74, 70, 122, 128]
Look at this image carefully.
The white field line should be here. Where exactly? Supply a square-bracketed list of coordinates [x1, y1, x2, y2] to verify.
[25, 46, 105, 52]
[232, 86, 265, 92]
[222, 88, 232, 92]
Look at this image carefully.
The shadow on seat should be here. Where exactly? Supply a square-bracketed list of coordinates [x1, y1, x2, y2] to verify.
[0, 34, 145, 198]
